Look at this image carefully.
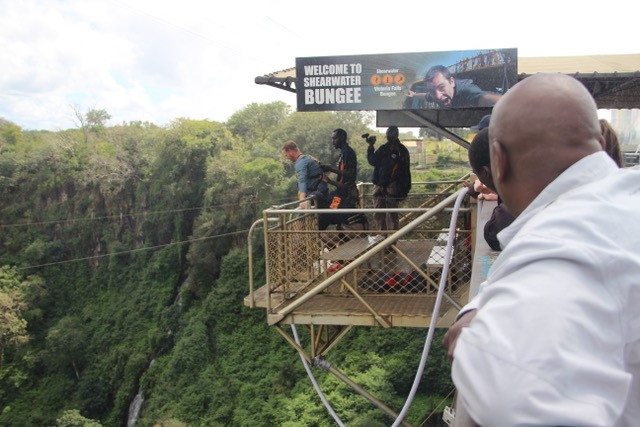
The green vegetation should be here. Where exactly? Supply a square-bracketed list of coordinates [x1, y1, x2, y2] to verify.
[0, 105, 464, 426]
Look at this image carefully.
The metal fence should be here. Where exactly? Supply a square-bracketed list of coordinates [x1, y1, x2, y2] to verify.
[250, 179, 473, 313]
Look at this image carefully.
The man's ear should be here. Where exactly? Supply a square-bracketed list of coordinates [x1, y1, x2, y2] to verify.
[490, 140, 509, 188]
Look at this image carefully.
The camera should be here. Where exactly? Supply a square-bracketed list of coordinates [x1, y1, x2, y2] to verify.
[361, 133, 376, 144]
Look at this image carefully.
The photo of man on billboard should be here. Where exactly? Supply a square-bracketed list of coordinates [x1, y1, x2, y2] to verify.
[404, 50, 515, 109]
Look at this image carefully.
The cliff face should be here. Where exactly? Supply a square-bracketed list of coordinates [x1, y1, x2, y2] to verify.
[0, 120, 239, 425]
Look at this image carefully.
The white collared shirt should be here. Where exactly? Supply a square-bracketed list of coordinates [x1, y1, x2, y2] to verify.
[453, 152, 640, 426]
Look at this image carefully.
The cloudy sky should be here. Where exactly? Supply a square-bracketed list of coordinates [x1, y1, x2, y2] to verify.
[1, 0, 637, 131]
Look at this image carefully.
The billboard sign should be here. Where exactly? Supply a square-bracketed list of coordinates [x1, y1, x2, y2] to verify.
[296, 48, 517, 112]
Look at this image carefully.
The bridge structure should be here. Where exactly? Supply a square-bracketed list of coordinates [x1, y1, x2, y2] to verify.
[245, 180, 476, 351]
[244, 179, 490, 425]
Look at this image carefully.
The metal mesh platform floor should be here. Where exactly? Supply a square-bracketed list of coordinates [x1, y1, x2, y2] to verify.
[247, 284, 464, 328]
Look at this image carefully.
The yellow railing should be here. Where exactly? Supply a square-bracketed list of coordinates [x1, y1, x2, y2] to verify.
[246, 179, 473, 320]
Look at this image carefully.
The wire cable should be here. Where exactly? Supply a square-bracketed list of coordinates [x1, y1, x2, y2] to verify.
[288, 188, 468, 427]
[291, 324, 345, 427]
[15, 229, 249, 270]
[391, 187, 468, 427]
[0, 198, 290, 228]
[417, 387, 456, 427]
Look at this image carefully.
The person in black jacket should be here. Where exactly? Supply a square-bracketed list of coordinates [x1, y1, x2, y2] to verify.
[465, 126, 514, 251]
[367, 126, 411, 230]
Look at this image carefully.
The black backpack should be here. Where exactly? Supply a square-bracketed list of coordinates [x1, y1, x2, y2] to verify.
[386, 146, 411, 199]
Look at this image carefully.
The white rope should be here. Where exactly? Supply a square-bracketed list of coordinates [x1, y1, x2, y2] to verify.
[289, 188, 468, 427]
[291, 324, 346, 427]
[391, 187, 468, 427]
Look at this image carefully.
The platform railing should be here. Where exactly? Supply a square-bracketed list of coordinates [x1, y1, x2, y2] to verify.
[246, 180, 473, 320]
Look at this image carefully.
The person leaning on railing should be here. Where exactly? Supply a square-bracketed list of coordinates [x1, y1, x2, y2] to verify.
[464, 115, 514, 251]
[282, 140, 329, 209]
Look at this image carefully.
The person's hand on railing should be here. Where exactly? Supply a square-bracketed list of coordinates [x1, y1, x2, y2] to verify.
[463, 179, 480, 199]
[298, 200, 310, 209]
[472, 179, 498, 201]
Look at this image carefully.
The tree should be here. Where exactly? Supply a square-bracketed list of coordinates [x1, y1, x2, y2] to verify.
[226, 101, 291, 149]
[55, 409, 103, 427]
[46, 316, 86, 379]
[85, 109, 111, 132]
[71, 105, 111, 144]
[0, 266, 44, 369]
[0, 119, 23, 148]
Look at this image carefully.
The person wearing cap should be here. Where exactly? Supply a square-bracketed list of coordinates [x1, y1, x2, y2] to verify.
[367, 126, 412, 230]
[408, 65, 502, 108]
[470, 114, 492, 132]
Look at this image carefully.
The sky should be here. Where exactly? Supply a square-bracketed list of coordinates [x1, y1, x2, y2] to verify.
[1, 0, 637, 131]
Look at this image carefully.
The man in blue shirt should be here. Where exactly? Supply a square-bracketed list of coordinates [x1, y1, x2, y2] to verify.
[282, 140, 328, 207]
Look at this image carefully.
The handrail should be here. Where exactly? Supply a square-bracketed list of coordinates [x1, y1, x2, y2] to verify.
[357, 178, 471, 189]
[267, 178, 469, 212]
[246, 217, 279, 308]
[267, 206, 439, 214]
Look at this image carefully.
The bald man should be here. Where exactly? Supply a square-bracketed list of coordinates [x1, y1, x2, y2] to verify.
[444, 74, 640, 427]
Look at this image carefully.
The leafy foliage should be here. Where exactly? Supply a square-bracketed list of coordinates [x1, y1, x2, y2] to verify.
[55, 409, 103, 427]
[0, 266, 46, 369]
[0, 105, 457, 426]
